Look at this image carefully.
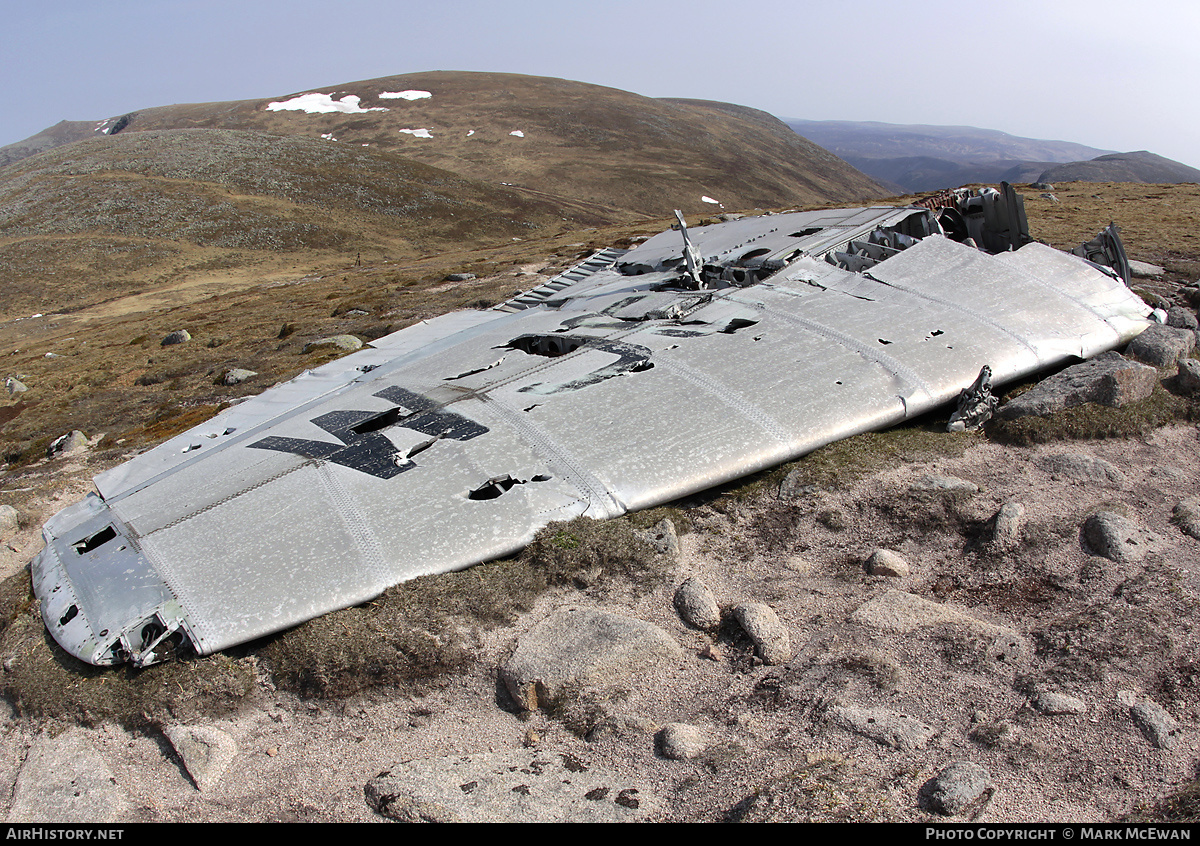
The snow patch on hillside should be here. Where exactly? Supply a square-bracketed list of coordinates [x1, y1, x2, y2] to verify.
[509, 130, 525, 138]
[380, 90, 432, 100]
[399, 128, 433, 138]
[266, 93, 387, 114]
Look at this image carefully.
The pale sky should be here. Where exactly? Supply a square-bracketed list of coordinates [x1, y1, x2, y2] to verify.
[2, 0, 1198, 169]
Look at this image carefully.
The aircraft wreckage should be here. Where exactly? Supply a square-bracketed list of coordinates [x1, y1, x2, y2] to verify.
[32, 184, 1153, 667]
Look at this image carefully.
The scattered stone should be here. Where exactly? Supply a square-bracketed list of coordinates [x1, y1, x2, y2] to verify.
[926, 761, 995, 817]
[853, 589, 1005, 636]
[165, 725, 238, 791]
[445, 273, 477, 282]
[998, 352, 1158, 419]
[909, 474, 979, 495]
[639, 518, 679, 559]
[1172, 498, 1200, 540]
[5, 377, 26, 395]
[657, 723, 708, 760]
[1126, 324, 1195, 367]
[990, 501, 1026, 547]
[1032, 690, 1087, 715]
[1166, 306, 1199, 331]
[7, 729, 130, 823]
[365, 750, 656, 822]
[1128, 260, 1166, 279]
[731, 603, 791, 665]
[161, 330, 191, 346]
[1031, 182, 1054, 190]
[1175, 359, 1200, 395]
[500, 608, 682, 711]
[0, 505, 18, 541]
[1037, 451, 1125, 484]
[342, 308, 370, 317]
[302, 334, 363, 354]
[1081, 511, 1155, 564]
[716, 213, 745, 222]
[47, 430, 88, 459]
[220, 368, 258, 386]
[1125, 693, 1181, 749]
[828, 705, 935, 750]
[674, 577, 721, 630]
[1040, 193, 1058, 202]
[866, 549, 909, 578]
[699, 643, 723, 661]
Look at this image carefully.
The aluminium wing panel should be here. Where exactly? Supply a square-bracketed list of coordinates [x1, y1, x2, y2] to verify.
[31, 208, 1153, 667]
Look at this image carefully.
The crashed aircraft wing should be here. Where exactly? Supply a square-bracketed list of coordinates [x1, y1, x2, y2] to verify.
[31, 200, 1152, 667]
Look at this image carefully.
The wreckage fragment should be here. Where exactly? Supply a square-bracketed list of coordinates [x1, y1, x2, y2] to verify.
[31, 194, 1152, 667]
[947, 366, 998, 432]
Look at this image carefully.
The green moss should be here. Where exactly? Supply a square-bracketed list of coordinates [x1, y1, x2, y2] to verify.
[264, 516, 668, 699]
[0, 572, 254, 727]
[987, 384, 1196, 446]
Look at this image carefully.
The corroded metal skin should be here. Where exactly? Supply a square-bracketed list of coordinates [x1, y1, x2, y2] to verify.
[31, 205, 1151, 666]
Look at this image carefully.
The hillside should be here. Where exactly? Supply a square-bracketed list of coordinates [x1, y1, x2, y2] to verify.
[2, 72, 883, 217]
[0, 128, 601, 318]
[0, 72, 884, 321]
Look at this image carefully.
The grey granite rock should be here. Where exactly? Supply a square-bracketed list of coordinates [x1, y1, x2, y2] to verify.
[927, 761, 994, 817]
[732, 603, 791, 665]
[998, 352, 1157, 419]
[673, 577, 721, 630]
[1127, 324, 1195, 367]
[500, 608, 682, 710]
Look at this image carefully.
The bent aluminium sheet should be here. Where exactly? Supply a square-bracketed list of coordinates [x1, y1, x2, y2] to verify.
[31, 210, 1152, 666]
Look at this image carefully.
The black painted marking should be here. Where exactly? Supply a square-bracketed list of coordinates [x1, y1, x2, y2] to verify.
[249, 386, 488, 479]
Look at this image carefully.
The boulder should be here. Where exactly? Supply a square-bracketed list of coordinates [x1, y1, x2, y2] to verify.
[1126, 324, 1195, 367]
[0, 505, 18, 541]
[7, 729, 129, 823]
[673, 577, 721, 630]
[160, 330, 191, 346]
[1176, 358, 1200, 395]
[829, 705, 935, 750]
[1166, 306, 1199, 331]
[303, 335, 362, 354]
[499, 608, 682, 710]
[1081, 511, 1155, 564]
[998, 352, 1157, 419]
[657, 723, 709, 760]
[1128, 260, 1165, 279]
[731, 603, 791, 665]
[926, 761, 994, 817]
[47, 430, 87, 459]
[866, 549, 909, 578]
[165, 725, 238, 791]
[1037, 451, 1125, 484]
[220, 368, 258, 386]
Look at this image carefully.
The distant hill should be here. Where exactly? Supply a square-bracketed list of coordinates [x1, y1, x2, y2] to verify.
[2, 72, 883, 218]
[787, 119, 1118, 192]
[1037, 151, 1200, 185]
[0, 72, 885, 319]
